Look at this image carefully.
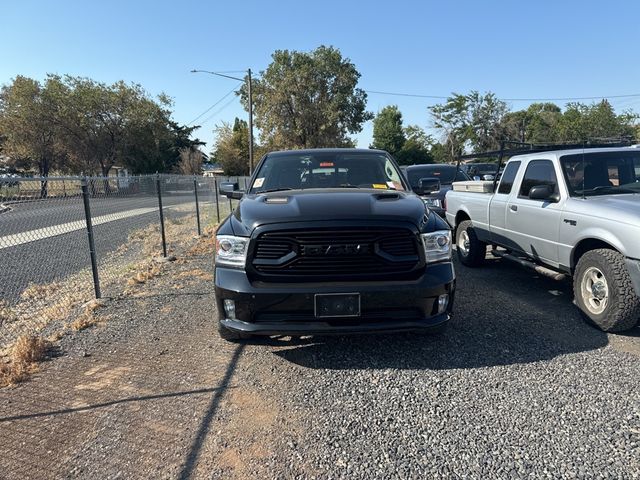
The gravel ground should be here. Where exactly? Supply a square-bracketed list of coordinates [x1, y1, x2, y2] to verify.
[0, 244, 639, 479]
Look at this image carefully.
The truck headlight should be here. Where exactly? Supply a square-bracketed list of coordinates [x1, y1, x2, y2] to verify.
[423, 198, 442, 208]
[421, 230, 452, 263]
[215, 235, 249, 268]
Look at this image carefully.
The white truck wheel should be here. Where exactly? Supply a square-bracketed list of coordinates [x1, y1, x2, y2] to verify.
[456, 220, 486, 267]
[574, 249, 640, 332]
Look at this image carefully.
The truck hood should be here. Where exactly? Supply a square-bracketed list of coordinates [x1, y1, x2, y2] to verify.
[566, 194, 640, 226]
[230, 189, 427, 235]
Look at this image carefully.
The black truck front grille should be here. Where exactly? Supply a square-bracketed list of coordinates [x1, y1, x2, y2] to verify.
[250, 228, 421, 280]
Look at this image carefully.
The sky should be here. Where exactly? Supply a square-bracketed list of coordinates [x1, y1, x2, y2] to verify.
[2, 0, 640, 152]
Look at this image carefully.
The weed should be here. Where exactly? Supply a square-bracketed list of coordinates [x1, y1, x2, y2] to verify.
[0, 335, 50, 387]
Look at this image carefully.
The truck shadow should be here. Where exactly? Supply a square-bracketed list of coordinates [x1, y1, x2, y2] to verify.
[270, 257, 630, 370]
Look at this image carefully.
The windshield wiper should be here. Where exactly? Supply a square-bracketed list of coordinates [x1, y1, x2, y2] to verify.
[577, 185, 638, 195]
[335, 184, 361, 188]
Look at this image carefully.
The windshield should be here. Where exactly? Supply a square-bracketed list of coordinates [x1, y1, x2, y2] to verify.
[406, 166, 469, 187]
[560, 151, 640, 197]
[465, 163, 499, 176]
[249, 151, 407, 193]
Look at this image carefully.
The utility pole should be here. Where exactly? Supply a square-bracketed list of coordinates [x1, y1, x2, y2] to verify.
[247, 68, 254, 174]
[191, 68, 255, 175]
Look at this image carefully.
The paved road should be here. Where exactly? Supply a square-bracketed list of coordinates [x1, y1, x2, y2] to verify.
[0, 194, 203, 237]
[1, 245, 638, 479]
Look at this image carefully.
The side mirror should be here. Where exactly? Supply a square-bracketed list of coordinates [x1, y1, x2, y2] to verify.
[219, 181, 239, 197]
[230, 190, 245, 200]
[414, 177, 441, 195]
[529, 184, 560, 202]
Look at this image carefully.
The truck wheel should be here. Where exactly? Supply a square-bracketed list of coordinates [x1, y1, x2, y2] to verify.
[217, 322, 250, 342]
[456, 220, 486, 267]
[574, 249, 640, 332]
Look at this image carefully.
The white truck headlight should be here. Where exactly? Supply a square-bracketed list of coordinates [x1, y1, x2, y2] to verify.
[421, 230, 452, 263]
[215, 235, 249, 268]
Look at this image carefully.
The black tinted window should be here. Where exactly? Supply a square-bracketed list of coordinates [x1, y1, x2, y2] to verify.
[497, 161, 521, 194]
[519, 160, 558, 198]
[250, 152, 407, 192]
[406, 166, 468, 186]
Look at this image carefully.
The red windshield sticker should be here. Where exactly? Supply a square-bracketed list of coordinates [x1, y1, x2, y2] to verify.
[319, 162, 334, 167]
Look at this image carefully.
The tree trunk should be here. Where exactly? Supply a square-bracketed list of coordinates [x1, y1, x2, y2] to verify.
[39, 158, 50, 199]
[101, 165, 112, 194]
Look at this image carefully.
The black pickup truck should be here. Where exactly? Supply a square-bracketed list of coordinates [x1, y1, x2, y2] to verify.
[214, 148, 456, 340]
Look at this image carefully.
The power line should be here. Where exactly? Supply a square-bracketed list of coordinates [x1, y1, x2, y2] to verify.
[365, 90, 448, 99]
[364, 89, 640, 102]
[199, 96, 239, 126]
[187, 83, 242, 126]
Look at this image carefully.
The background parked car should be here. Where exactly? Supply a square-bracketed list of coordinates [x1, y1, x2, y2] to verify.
[402, 164, 470, 217]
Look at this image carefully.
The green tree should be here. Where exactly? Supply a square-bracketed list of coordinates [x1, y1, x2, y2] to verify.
[239, 46, 372, 149]
[429, 93, 470, 161]
[370, 105, 405, 155]
[467, 91, 509, 151]
[53, 76, 175, 176]
[430, 91, 509, 158]
[0, 76, 66, 178]
[429, 142, 449, 164]
[558, 100, 637, 142]
[211, 118, 250, 175]
[396, 125, 433, 165]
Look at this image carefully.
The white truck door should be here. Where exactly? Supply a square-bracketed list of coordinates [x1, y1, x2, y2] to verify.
[505, 159, 563, 265]
[489, 160, 522, 251]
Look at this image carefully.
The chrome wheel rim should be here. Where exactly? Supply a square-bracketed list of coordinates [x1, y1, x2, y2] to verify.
[580, 266, 609, 315]
[458, 230, 470, 256]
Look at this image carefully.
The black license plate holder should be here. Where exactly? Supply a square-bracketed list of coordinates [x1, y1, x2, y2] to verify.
[314, 293, 361, 318]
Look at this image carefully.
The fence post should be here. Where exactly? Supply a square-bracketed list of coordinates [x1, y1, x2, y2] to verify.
[156, 174, 168, 257]
[214, 178, 220, 223]
[193, 176, 201, 236]
[81, 178, 101, 299]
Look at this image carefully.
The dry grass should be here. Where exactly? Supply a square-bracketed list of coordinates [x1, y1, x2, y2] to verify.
[0, 301, 19, 325]
[20, 282, 61, 301]
[0, 335, 50, 387]
[176, 269, 214, 281]
[68, 299, 108, 332]
[186, 225, 218, 257]
[126, 263, 162, 286]
[70, 313, 100, 332]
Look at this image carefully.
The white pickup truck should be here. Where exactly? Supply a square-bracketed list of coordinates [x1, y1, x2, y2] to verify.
[446, 146, 640, 332]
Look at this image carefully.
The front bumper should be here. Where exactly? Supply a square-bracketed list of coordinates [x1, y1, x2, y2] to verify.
[214, 262, 456, 336]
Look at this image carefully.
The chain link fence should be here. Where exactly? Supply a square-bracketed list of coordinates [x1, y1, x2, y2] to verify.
[0, 174, 249, 353]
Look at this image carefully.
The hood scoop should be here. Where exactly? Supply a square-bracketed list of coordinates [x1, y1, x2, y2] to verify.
[264, 196, 289, 204]
[373, 191, 402, 201]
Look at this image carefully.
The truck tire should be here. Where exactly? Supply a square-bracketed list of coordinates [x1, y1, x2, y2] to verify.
[456, 220, 486, 267]
[218, 322, 251, 342]
[574, 249, 640, 332]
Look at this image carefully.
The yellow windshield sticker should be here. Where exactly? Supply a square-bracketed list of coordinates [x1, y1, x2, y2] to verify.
[372, 184, 388, 189]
